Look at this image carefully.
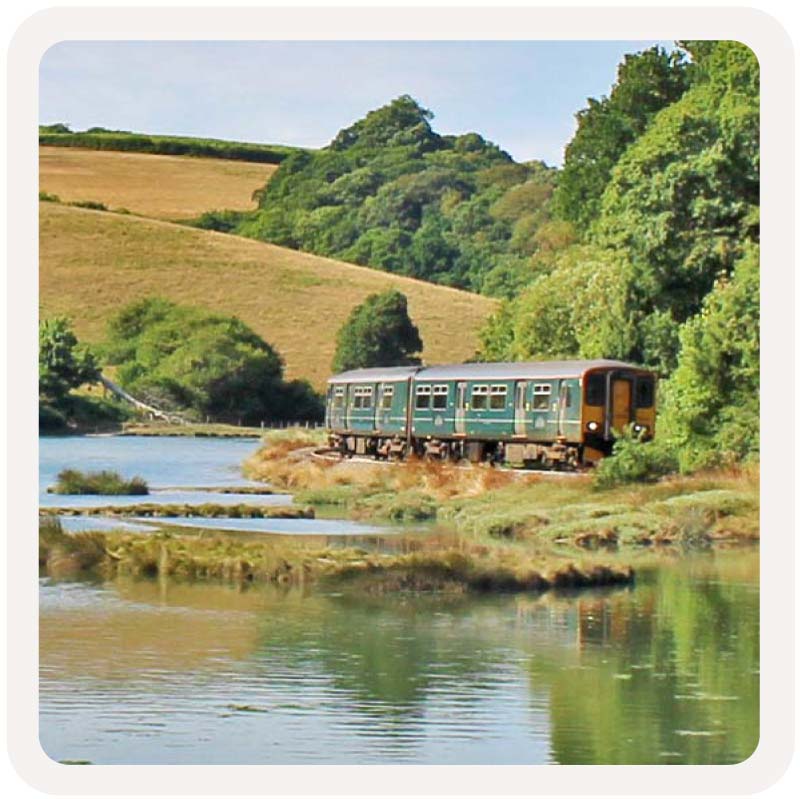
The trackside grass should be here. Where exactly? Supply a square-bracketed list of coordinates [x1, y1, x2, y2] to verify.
[244, 441, 760, 548]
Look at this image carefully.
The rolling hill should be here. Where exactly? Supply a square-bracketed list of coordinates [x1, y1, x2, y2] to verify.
[39, 146, 276, 220]
[39, 202, 497, 388]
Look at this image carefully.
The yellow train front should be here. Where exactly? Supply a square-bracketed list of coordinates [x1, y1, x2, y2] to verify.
[325, 359, 656, 468]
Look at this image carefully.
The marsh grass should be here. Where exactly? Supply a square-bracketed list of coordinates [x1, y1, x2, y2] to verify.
[38, 516, 634, 593]
[50, 468, 149, 496]
[41, 502, 313, 520]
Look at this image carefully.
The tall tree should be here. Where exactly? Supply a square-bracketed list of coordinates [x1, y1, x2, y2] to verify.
[332, 290, 423, 372]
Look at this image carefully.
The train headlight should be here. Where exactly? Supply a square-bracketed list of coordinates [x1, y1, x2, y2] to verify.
[633, 424, 649, 435]
[586, 421, 599, 432]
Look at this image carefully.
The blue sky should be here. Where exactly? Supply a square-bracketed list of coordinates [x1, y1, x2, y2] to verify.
[40, 40, 674, 165]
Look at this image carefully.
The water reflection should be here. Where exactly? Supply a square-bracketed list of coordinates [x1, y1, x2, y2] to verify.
[39, 549, 758, 765]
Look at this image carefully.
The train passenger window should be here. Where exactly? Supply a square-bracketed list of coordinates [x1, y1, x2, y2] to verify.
[585, 374, 606, 406]
[353, 386, 373, 409]
[333, 387, 345, 409]
[415, 385, 431, 410]
[489, 384, 508, 410]
[381, 385, 394, 410]
[432, 385, 448, 410]
[636, 377, 654, 409]
[533, 384, 551, 410]
[471, 385, 489, 410]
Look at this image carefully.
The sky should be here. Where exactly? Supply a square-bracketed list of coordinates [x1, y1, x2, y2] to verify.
[40, 40, 674, 166]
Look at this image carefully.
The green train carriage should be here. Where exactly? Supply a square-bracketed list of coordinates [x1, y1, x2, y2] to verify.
[325, 360, 656, 467]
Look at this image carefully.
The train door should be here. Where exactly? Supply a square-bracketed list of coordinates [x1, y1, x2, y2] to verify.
[455, 382, 467, 434]
[556, 380, 578, 438]
[514, 381, 528, 436]
[610, 377, 632, 433]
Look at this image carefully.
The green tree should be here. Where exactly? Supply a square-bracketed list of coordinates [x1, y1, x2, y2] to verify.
[659, 244, 759, 471]
[39, 317, 99, 404]
[552, 45, 691, 231]
[332, 290, 423, 372]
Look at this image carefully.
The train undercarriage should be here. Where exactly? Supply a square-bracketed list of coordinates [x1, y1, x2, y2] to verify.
[327, 432, 585, 470]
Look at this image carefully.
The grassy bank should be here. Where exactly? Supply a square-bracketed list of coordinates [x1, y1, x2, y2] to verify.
[119, 421, 272, 437]
[38, 517, 633, 593]
[244, 443, 760, 548]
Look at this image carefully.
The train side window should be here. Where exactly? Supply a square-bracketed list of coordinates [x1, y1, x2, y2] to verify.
[471, 385, 489, 410]
[561, 384, 573, 408]
[333, 387, 345, 409]
[353, 386, 373, 409]
[415, 385, 431, 410]
[489, 384, 507, 410]
[533, 384, 551, 410]
[636, 377, 654, 409]
[381, 385, 394, 410]
[432, 384, 448, 410]
[585, 374, 606, 406]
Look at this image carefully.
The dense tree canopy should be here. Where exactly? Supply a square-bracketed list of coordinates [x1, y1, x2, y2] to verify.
[332, 290, 422, 373]
[218, 96, 557, 295]
[551, 46, 691, 231]
[479, 40, 759, 469]
[104, 298, 322, 423]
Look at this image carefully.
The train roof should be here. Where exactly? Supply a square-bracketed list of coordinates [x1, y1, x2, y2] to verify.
[417, 360, 646, 381]
[328, 360, 648, 384]
[327, 366, 421, 384]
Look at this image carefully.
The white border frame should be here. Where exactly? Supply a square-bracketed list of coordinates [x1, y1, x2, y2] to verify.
[7, 5, 795, 796]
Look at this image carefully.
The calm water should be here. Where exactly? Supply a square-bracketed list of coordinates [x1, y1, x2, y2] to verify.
[39, 435, 387, 536]
[39, 550, 759, 765]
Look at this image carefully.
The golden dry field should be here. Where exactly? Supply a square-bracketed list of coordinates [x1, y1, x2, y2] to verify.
[39, 146, 275, 219]
[40, 202, 497, 388]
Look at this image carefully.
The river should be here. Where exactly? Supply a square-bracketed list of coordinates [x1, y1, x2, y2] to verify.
[38, 435, 759, 765]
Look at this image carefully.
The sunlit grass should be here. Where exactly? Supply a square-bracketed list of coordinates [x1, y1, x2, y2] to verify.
[39, 203, 496, 388]
[39, 146, 276, 220]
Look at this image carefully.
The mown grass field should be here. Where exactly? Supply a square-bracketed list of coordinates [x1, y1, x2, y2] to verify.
[40, 202, 497, 388]
[39, 146, 276, 220]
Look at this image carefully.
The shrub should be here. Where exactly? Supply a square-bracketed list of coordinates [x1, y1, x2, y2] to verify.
[50, 468, 149, 496]
[70, 200, 108, 211]
[103, 297, 324, 424]
[39, 191, 60, 202]
[594, 427, 678, 489]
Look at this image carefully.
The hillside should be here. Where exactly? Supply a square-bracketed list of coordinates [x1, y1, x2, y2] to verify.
[39, 202, 497, 388]
[39, 146, 276, 220]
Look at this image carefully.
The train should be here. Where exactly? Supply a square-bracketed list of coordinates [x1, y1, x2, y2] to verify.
[324, 359, 656, 468]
